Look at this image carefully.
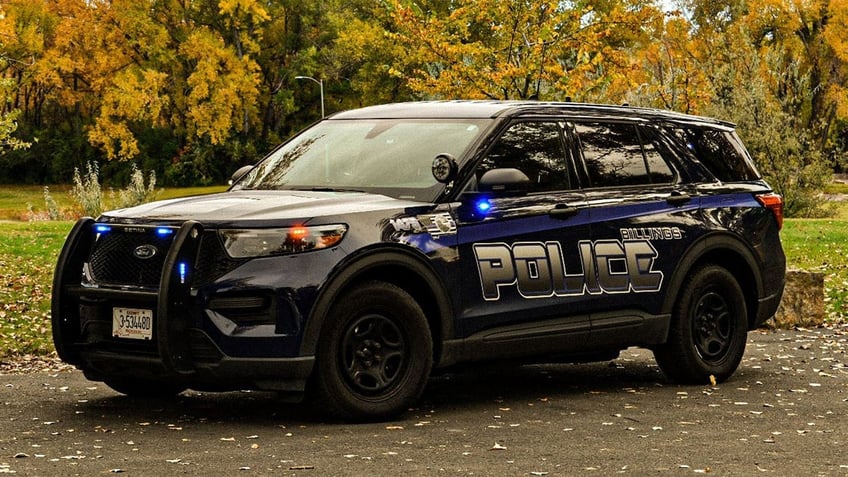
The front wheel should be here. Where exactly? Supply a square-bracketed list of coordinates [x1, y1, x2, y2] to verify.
[654, 265, 748, 384]
[312, 281, 433, 421]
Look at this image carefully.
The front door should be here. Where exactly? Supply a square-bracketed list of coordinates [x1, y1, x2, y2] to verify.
[455, 120, 593, 339]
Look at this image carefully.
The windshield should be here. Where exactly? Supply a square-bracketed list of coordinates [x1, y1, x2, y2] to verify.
[235, 118, 490, 201]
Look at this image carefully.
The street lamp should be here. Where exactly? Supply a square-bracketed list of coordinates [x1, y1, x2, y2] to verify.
[295, 75, 325, 118]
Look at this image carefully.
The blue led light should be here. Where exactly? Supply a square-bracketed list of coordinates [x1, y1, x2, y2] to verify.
[156, 227, 174, 237]
[178, 262, 187, 284]
[475, 198, 492, 214]
[95, 225, 112, 233]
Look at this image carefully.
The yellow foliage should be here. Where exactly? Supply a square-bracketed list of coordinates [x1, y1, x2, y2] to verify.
[180, 29, 261, 145]
[388, 0, 664, 101]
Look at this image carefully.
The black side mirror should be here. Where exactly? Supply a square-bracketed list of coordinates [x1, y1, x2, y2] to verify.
[478, 168, 530, 194]
[229, 165, 255, 185]
[457, 168, 531, 222]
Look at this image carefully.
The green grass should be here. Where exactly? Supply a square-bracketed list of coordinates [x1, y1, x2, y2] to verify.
[781, 219, 848, 320]
[0, 185, 73, 221]
[0, 221, 72, 357]
[0, 184, 228, 221]
[1, 186, 847, 359]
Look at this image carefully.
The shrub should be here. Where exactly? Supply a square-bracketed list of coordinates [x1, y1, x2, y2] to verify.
[113, 163, 158, 209]
[70, 161, 160, 217]
[71, 162, 103, 217]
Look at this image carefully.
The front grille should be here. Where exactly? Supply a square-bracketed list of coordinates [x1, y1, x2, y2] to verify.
[88, 227, 175, 287]
[194, 232, 247, 286]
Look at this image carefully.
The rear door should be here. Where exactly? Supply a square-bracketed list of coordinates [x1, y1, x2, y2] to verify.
[568, 120, 703, 338]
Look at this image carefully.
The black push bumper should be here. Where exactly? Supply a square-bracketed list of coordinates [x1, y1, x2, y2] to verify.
[51, 218, 314, 392]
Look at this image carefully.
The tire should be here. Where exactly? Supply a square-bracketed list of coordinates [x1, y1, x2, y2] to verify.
[312, 281, 433, 421]
[654, 265, 748, 384]
[103, 378, 186, 398]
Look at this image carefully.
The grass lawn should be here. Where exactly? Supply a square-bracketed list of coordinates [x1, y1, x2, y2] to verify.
[781, 219, 848, 320]
[0, 221, 72, 356]
[0, 184, 227, 221]
[0, 187, 846, 359]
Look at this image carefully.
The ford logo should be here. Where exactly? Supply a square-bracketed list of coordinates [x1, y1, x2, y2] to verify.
[133, 244, 158, 260]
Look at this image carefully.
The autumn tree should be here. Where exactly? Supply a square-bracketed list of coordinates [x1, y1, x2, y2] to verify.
[624, 13, 710, 114]
[679, 0, 848, 216]
[385, 0, 665, 101]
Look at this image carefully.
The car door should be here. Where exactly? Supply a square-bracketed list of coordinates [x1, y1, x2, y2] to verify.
[568, 120, 703, 341]
[454, 120, 593, 340]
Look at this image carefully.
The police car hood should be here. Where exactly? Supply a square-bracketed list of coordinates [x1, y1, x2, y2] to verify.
[101, 190, 426, 225]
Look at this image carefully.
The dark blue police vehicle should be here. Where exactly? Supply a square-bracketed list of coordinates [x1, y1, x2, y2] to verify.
[52, 101, 786, 420]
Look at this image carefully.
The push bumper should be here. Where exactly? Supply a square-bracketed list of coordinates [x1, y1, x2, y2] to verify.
[52, 218, 314, 393]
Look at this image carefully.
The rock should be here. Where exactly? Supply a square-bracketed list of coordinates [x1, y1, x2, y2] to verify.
[769, 269, 825, 329]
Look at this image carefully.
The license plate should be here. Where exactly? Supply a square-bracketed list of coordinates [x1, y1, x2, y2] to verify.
[112, 307, 153, 340]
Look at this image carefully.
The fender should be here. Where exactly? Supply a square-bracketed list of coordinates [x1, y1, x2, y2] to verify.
[298, 244, 455, 358]
[661, 231, 764, 317]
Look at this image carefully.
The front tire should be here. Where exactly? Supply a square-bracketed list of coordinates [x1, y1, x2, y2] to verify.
[312, 281, 433, 421]
[654, 265, 748, 384]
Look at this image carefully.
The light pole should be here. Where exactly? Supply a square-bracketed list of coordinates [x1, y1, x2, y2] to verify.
[295, 75, 324, 118]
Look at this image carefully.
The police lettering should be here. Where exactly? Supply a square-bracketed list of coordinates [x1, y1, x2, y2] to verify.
[473, 240, 664, 301]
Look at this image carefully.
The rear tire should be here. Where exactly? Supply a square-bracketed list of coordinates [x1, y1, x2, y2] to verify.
[312, 281, 433, 421]
[654, 265, 748, 384]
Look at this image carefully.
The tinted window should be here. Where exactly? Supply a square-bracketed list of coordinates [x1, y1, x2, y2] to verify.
[479, 121, 572, 192]
[642, 136, 675, 183]
[575, 122, 651, 187]
[671, 127, 760, 181]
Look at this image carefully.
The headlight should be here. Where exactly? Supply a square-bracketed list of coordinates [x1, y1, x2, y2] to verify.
[219, 224, 348, 258]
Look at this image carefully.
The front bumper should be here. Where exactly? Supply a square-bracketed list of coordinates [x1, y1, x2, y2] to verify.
[52, 218, 314, 393]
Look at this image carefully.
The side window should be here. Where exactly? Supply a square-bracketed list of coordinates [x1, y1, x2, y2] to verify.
[479, 121, 572, 192]
[671, 127, 760, 182]
[574, 122, 651, 187]
[638, 127, 676, 184]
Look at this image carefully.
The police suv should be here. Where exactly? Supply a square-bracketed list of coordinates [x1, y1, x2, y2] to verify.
[52, 101, 786, 420]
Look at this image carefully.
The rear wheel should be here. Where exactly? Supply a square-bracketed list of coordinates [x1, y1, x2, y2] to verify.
[312, 281, 433, 421]
[654, 265, 748, 384]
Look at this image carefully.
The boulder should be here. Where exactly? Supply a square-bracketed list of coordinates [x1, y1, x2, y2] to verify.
[769, 269, 825, 329]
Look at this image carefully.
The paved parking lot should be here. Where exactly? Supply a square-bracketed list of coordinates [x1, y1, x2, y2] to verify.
[2, 327, 847, 476]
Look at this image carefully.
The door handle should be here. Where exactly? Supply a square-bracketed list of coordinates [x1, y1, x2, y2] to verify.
[667, 191, 691, 206]
[549, 203, 579, 219]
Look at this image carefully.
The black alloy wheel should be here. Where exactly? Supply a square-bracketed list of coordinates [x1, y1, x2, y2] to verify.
[654, 265, 748, 384]
[312, 281, 433, 421]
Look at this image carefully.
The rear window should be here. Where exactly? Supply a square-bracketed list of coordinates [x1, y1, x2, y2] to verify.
[671, 127, 760, 182]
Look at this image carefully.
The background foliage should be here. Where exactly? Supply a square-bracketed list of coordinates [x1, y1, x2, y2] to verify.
[0, 0, 846, 215]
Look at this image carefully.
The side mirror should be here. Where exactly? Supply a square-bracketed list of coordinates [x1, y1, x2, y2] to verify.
[229, 165, 255, 185]
[457, 168, 531, 222]
[478, 168, 530, 194]
[431, 153, 458, 184]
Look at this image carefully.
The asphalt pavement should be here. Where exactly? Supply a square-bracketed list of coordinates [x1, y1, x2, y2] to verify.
[2, 326, 848, 476]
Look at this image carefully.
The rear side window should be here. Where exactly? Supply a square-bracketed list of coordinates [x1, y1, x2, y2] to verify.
[671, 127, 760, 182]
[573, 122, 674, 187]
